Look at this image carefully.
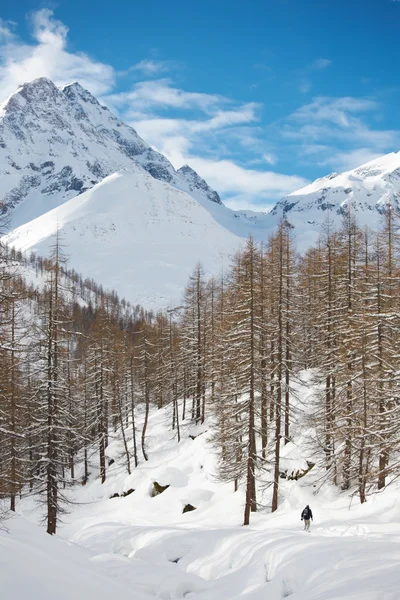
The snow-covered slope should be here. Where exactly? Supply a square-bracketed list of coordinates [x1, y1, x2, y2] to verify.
[59, 390, 400, 600]
[16, 376, 400, 600]
[271, 152, 400, 247]
[3, 166, 245, 308]
[0, 516, 150, 600]
[0, 77, 227, 229]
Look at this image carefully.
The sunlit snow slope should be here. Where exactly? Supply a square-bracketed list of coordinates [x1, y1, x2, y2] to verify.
[4, 167, 244, 308]
[58, 404, 400, 600]
[0, 517, 150, 600]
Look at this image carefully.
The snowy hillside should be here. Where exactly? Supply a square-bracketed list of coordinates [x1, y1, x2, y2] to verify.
[3, 167, 245, 308]
[0, 77, 228, 229]
[271, 152, 400, 247]
[13, 384, 400, 600]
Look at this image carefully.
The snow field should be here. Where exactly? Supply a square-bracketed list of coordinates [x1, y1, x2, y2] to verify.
[0, 516, 151, 600]
[4, 374, 400, 600]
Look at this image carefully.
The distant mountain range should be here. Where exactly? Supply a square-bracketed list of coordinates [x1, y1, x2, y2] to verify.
[1, 77, 399, 306]
[272, 152, 400, 247]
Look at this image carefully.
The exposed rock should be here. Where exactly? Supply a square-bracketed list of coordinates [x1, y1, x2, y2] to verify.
[189, 431, 206, 440]
[182, 503, 197, 514]
[109, 488, 135, 499]
[280, 461, 315, 481]
[152, 481, 170, 497]
[178, 164, 222, 205]
[4, 175, 41, 210]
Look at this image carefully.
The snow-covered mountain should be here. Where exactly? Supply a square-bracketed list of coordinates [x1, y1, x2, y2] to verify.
[0, 77, 227, 229]
[0, 77, 273, 306]
[271, 152, 400, 246]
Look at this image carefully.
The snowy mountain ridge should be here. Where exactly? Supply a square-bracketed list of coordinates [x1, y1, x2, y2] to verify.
[0, 77, 225, 229]
[272, 151, 400, 246]
[3, 76, 400, 240]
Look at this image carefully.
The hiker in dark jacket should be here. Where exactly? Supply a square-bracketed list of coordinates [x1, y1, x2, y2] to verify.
[301, 505, 313, 531]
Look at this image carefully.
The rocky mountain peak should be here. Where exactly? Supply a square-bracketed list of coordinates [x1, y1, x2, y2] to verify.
[0, 78, 224, 227]
[61, 82, 100, 106]
[177, 164, 222, 205]
[15, 77, 58, 101]
[1, 77, 60, 114]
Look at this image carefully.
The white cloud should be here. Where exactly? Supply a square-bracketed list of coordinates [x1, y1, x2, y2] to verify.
[126, 59, 170, 76]
[129, 104, 261, 146]
[318, 148, 384, 172]
[281, 95, 399, 173]
[0, 9, 115, 100]
[291, 96, 378, 127]
[263, 153, 277, 165]
[107, 78, 226, 114]
[194, 104, 261, 131]
[183, 156, 308, 198]
[311, 58, 332, 70]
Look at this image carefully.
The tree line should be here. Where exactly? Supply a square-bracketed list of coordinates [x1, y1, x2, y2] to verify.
[1, 210, 399, 531]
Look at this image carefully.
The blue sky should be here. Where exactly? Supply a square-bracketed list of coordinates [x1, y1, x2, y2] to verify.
[1, 0, 400, 210]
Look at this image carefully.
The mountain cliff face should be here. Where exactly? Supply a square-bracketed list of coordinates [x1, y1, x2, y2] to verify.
[0, 77, 222, 228]
[177, 165, 222, 205]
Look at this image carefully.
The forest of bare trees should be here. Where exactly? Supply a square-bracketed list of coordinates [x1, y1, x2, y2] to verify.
[1, 210, 400, 531]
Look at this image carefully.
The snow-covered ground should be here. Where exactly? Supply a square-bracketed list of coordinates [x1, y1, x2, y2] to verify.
[4, 373, 400, 600]
[0, 516, 151, 600]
